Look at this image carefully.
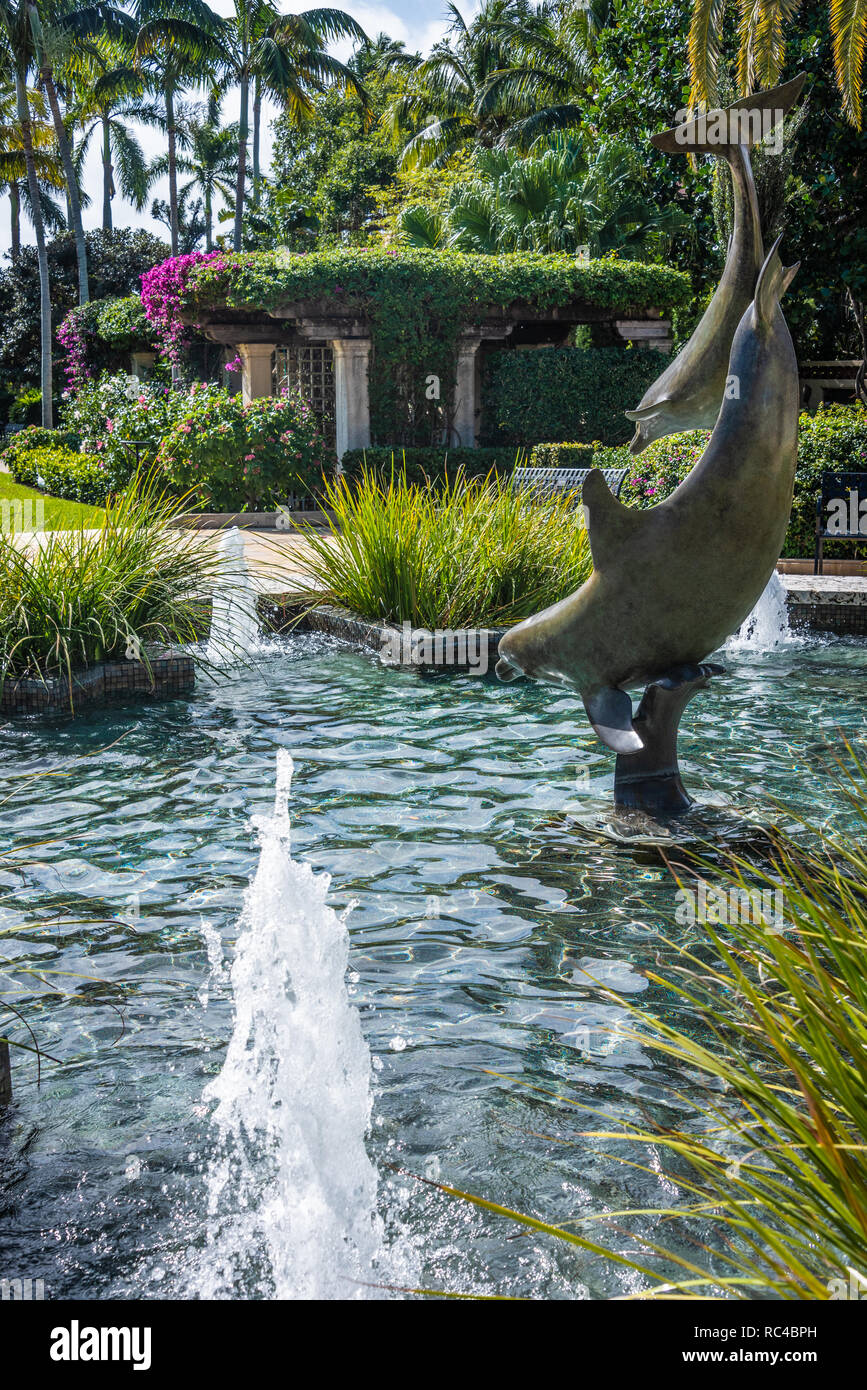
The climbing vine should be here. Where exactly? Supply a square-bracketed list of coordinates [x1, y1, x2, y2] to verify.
[168, 248, 690, 446]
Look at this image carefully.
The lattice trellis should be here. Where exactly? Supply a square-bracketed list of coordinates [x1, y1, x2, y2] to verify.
[273, 344, 336, 449]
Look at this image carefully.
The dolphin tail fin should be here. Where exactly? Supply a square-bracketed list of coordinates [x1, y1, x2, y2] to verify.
[753, 236, 799, 330]
[584, 686, 643, 754]
[650, 72, 807, 155]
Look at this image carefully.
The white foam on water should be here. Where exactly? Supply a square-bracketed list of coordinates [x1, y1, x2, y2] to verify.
[193, 751, 385, 1299]
[726, 572, 800, 652]
[206, 527, 262, 664]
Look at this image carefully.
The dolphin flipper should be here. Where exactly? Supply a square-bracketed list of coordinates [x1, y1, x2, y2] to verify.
[584, 686, 643, 754]
[582, 469, 642, 571]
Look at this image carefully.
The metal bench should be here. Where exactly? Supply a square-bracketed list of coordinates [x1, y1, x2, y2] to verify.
[814, 470, 867, 573]
[512, 465, 629, 503]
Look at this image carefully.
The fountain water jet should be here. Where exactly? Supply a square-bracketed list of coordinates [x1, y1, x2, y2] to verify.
[206, 527, 262, 665]
[194, 750, 384, 1299]
[727, 571, 799, 652]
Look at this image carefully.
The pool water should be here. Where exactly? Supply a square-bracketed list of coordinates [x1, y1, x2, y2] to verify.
[0, 634, 864, 1300]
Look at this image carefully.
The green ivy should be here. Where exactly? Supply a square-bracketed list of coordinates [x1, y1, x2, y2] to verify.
[181, 249, 689, 447]
[481, 346, 670, 446]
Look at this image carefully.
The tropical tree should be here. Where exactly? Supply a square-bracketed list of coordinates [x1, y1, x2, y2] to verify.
[21, 2, 134, 307]
[218, 1, 368, 251]
[148, 98, 237, 248]
[0, 77, 64, 258]
[132, 0, 225, 255]
[387, 0, 525, 168]
[70, 40, 160, 231]
[687, 0, 867, 128]
[0, 1, 53, 423]
[398, 135, 690, 258]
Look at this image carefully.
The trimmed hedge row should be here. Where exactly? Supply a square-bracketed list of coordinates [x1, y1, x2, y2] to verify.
[340, 446, 520, 486]
[481, 346, 669, 447]
[11, 443, 111, 505]
[528, 442, 597, 467]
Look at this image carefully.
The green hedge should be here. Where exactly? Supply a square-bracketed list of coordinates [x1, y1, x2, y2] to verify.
[616, 405, 867, 559]
[482, 346, 669, 447]
[179, 248, 688, 448]
[528, 442, 597, 467]
[340, 446, 520, 486]
[1, 426, 81, 472]
[11, 444, 112, 505]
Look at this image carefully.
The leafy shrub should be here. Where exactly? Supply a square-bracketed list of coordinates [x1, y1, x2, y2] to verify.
[297, 466, 592, 629]
[619, 430, 708, 508]
[61, 372, 175, 489]
[481, 346, 670, 447]
[11, 445, 112, 506]
[58, 296, 157, 389]
[340, 445, 519, 486]
[156, 382, 333, 510]
[788, 404, 867, 558]
[1, 425, 81, 475]
[528, 442, 597, 467]
[9, 387, 42, 425]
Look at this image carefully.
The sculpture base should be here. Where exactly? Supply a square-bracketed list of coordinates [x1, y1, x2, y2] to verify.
[614, 662, 725, 817]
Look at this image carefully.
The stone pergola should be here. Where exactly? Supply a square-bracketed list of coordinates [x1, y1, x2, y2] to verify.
[187, 296, 673, 458]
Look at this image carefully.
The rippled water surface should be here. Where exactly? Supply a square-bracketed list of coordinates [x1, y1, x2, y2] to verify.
[1, 634, 864, 1299]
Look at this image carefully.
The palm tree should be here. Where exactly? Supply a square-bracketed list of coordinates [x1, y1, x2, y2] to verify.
[23, 2, 134, 305]
[148, 98, 237, 248]
[219, 1, 367, 251]
[399, 135, 690, 258]
[0, 2, 53, 424]
[0, 77, 64, 257]
[70, 40, 160, 230]
[388, 0, 522, 169]
[132, 0, 225, 255]
[687, 0, 867, 129]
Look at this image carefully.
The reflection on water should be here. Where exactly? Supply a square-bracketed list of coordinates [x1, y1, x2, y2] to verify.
[0, 632, 863, 1299]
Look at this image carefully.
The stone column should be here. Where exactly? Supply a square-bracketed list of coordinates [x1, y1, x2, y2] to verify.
[238, 342, 276, 404]
[332, 337, 371, 462]
[452, 333, 484, 447]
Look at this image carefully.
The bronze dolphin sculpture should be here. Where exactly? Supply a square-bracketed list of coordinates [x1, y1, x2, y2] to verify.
[496, 240, 799, 758]
[626, 73, 805, 456]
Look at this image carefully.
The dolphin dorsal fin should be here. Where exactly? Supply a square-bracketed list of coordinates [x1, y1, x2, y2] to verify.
[582, 468, 642, 571]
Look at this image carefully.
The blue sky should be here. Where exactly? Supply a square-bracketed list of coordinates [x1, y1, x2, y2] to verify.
[10, 1, 477, 251]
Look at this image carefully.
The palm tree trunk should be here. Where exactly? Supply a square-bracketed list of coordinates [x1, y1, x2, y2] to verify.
[233, 73, 249, 252]
[205, 181, 212, 251]
[15, 75, 52, 428]
[252, 76, 261, 206]
[102, 116, 113, 231]
[40, 64, 89, 303]
[166, 82, 179, 256]
[27, 4, 88, 303]
[9, 183, 20, 260]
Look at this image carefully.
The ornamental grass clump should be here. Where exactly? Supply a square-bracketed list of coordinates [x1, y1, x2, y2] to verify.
[436, 762, 867, 1299]
[0, 477, 221, 685]
[297, 464, 592, 629]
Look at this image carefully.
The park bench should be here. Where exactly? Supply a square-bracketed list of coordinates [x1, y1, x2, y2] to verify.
[814, 470, 867, 573]
[511, 465, 629, 504]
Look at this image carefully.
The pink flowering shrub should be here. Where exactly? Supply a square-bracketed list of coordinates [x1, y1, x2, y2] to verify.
[614, 431, 709, 509]
[156, 382, 334, 510]
[140, 251, 230, 363]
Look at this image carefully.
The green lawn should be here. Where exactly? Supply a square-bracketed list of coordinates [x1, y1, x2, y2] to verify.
[0, 473, 105, 531]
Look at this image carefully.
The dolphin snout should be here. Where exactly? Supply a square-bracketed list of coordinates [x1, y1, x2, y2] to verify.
[495, 654, 524, 682]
